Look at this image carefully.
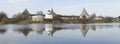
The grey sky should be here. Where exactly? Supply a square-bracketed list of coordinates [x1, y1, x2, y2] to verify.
[0, 0, 120, 18]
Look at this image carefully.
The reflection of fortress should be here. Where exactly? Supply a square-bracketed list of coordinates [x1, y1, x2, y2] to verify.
[80, 24, 89, 37]
[14, 24, 62, 37]
[10, 24, 117, 37]
[80, 24, 97, 37]
[13, 24, 95, 37]
[14, 28, 32, 37]
[45, 24, 62, 36]
[45, 24, 54, 36]
[32, 28, 44, 35]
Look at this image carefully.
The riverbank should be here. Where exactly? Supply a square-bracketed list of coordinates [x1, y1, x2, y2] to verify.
[0, 19, 116, 24]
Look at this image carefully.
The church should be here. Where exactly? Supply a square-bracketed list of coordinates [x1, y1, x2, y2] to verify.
[80, 8, 89, 19]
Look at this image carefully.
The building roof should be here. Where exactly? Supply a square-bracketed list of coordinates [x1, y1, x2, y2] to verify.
[22, 9, 30, 15]
[48, 9, 56, 15]
[80, 8, 89, 16]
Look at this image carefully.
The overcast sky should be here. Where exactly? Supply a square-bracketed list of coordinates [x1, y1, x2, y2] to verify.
[0, 0, 120, 18]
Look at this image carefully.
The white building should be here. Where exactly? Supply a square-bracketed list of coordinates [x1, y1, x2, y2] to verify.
[45, 15, 53, 19]
[32, 14, 45, 22]
[45, 9, 56, 19]
[94, 16, 103, 20]
[21, 9, 45, 22]
[31, 11, 45, 22]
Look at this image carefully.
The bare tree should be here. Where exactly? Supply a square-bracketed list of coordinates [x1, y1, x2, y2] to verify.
[0, 11, 8, 22]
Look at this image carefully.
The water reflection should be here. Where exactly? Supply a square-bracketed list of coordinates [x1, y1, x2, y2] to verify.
[45, 24, 53, 36]
[80, 24, 89, 37]
[0, 29, 7, 35]
[45, 24, 63, 36]
[90, 25, 96, 31]
[0, 23, 119, 37]
[14, 28, 32, 37]
[32, 28, 45, 35]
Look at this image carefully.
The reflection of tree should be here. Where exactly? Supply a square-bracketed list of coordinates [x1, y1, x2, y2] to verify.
[14, 28, 32, 37]
[0, 29, 7, 35]
[91, 25, 96, 31]
[119, 25, 120, 28]
[97, 25, 113, 29]
[80, 24, 89, 37]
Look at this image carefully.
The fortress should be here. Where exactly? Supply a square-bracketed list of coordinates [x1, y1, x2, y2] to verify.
[0, 8, 113, 24]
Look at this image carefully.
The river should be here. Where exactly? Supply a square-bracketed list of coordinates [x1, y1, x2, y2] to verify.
[0, 23, 120, 44]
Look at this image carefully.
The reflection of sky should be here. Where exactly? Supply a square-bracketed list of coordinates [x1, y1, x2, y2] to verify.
[0, 23, 120, 44]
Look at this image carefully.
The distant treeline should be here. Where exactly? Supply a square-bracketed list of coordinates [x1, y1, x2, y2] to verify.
[0, 11, 31, 24]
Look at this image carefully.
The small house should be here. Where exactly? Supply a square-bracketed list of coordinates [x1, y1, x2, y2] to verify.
[31, 14, 45, 22]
